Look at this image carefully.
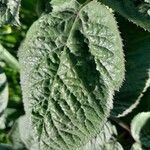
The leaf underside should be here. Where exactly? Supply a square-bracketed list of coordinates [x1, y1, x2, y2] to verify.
[0, 0, 21, 27]
[101, 0, 150, 31]
[19, 0, 124, 149]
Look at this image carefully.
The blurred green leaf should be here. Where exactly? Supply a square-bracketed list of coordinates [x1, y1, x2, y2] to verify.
[0, 144, 14, 150]
[131, 112, 150, 149]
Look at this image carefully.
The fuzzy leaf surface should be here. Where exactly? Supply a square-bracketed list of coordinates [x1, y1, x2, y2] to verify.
[79, 122, 123, 150]
[19, 0, 124, 149]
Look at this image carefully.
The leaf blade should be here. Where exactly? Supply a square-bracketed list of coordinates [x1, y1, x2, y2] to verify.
[18, 1, 125, 149]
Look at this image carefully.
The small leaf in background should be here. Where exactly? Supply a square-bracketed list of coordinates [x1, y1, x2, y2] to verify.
[0, 0, 21, 27]
[131, 112, 150, 149]
[111, 15, 150, 117]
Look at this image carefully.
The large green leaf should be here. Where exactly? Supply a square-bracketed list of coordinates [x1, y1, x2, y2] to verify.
[101, 0, 150, 31]
[0, 0, 21, 26]
[79, 122, 123, 150]
[111, 16, 150, 117]
[18, 0, 125, 149]
[131, 112, 150, 149]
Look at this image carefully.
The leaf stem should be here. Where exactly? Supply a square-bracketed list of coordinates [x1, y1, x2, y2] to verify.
[109, 116, 131, 134]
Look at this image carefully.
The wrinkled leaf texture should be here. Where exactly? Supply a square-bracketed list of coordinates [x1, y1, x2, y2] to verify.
[19, 0, 124, 149]
[79, 121, 123, 150]
[0, 0, 21, 26]
[10, 118, 123, 150]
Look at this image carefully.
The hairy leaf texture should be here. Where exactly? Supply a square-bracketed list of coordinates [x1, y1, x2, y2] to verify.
[111, 16, 150, 117]
[10, 119, 123, 150]
[79, 122, 123, 150]
[101, 0, 150, 31]
[0, 0, 21, 26]
[19, 0, 124, 149]
[131, 112, 150, 149]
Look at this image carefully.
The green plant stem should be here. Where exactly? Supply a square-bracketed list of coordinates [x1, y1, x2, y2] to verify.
[0, 44, 20, 72]
[109, 116, 131, 134]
